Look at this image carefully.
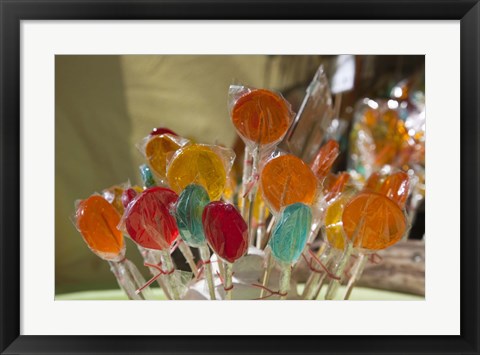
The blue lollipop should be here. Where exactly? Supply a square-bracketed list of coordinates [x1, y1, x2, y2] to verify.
[175, 184, 216, 299]
[269, 203, 312, 299]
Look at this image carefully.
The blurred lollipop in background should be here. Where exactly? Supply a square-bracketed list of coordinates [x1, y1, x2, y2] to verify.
[175, 184, 216, 300]
[74, 195, 150, 300]
[202, 201, 248, 300]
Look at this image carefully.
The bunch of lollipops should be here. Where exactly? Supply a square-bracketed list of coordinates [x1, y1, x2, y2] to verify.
[73, 81, 418, 301]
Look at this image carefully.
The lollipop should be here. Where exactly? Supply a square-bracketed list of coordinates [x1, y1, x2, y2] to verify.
[74, 195, 149, 300]
[142, 129, 188, 182]
[231, 88, 292, 145]
[150, 127, 178, 137]
[310, 140, 340, 181]
[175, 184, 216, 299]
[269, 203, 312, 299]
[122, 186, 183, 299]
[139, 164, 156, 188]
[260, 154, 317, 213]
[230, 87, 294, 241]
[326, 172, 409, 300]
[166, 144, 233, 201]
[121, 187, 173, 299]
[202, 202, 248, 300]
[301, 174, 352, 300]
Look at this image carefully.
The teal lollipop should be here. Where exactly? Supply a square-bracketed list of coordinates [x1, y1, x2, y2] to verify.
[175, 184, 216, 300]
[269, 203, 312, 299]
[175, 184, 210, 247]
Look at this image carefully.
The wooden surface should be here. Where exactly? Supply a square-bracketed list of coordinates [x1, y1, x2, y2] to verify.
[295, 240, 425, 296]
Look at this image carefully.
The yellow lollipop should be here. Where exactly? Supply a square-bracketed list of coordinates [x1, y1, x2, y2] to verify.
[145, 134, 182, 180]
[166, 144, 232, 200]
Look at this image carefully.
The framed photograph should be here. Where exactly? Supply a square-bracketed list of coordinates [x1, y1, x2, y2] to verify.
[1, 0, 478, 354]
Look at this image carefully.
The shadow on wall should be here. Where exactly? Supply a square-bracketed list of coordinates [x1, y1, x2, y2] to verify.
[55, 56, 146, 294]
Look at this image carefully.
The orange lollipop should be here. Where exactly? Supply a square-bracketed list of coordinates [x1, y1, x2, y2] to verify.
[363, 172, 383, 192]
[232, 89, 292, 145]
[378, 171, 410, 209]
[342, 192, 407, 250]
[260, 154, 317, 212]
[75, 195, 124, 261]
[145, 134, 182, 180]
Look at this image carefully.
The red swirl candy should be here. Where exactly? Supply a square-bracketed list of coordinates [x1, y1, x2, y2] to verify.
[202, 202, 248, 263]
[124, 186, 179, 250]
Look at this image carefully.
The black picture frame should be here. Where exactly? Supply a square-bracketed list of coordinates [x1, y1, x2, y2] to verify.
[1, 1, 478, 354]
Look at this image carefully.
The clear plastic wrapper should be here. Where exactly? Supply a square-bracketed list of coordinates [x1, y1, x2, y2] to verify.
[166, 143, 235, 201]
[280, 65, 334, 163]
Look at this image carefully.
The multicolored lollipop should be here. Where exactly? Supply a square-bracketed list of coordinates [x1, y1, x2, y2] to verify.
[202, 202, 248, 299]
[175, 184, 216, 299]
[260, 154, 317, 212]
[167, 144, 233, 201]
[269, 203, 312, 299]
[74, 195, 149, 300]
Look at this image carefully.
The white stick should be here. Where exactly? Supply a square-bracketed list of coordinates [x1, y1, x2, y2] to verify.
[199, 245, 216, 300]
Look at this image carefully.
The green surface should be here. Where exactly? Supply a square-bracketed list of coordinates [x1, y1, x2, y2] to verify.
[56, 286, 423, 301]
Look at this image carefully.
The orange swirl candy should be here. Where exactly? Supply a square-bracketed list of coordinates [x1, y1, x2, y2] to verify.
[145, 134, 182, 179]
[231, 89, 291, 145]
[342, 192, 406, 250]
[260, 154, 317, 212]
[75, 195, 124, 260]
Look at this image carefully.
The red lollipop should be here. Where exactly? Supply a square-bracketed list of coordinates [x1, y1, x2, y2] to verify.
[202, 202, 248, 263]
[150, 127, 178, 137]
[124, 186, 179, 250]
[202, 201, 247, 300]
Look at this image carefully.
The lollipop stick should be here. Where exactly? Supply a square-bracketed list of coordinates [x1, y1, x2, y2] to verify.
[199, 245, 216, 300]
[279, 263, 292, 300]
[224, 262, 234, 300]
[260, 250, 273, 299]
[160, 250, 180, 300]
[139, 246, 172, 300]
[177, 240, 199, 278]
[343, 253, 368, 300]
[302, 243, 330, 299]
[255, 203, 267, 249]
[109, 259, 149, 300]
[325, 243, 352, 300]
[240, 145, 253, 219]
